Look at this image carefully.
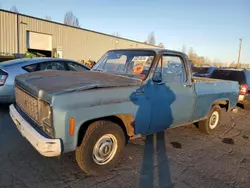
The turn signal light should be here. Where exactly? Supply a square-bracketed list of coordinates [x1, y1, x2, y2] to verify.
[69, 118, 75, 136]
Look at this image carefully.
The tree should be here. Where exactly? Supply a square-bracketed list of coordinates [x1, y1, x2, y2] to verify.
[45, 16, 52, 21]
[229, 61, 236, 68]
[64, 11, 80, 27]
[188, 47, 196, 63]
[158, 42, 165, 48]
[10, 5, 18, 13]
[147, 32, 156, 45]
[182, 45, 186, 53]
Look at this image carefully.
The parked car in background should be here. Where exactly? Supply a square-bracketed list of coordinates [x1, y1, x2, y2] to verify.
[9, 48, 239, 175]
[0, 58, 90, 103]
[210, 69, 250, 110]
[192, 66, 217, 78]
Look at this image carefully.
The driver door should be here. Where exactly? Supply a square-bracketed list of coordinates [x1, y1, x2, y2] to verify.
[149, 53, 195, 133]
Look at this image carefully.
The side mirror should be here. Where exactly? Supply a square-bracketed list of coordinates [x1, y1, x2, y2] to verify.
[152, 72, 162, 82]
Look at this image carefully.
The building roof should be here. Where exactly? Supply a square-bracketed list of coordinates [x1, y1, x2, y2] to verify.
[0, 9, 159, 48]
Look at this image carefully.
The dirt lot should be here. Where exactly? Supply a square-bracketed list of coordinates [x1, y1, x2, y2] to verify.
[1, 104, 250, 188]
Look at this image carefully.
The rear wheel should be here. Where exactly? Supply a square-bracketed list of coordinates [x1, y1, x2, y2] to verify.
[243, 101, 250, 110]
[198, 105, 221, 134]
[75, 120, 126, 175]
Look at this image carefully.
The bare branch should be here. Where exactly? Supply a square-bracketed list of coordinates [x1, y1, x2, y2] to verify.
[45, 16, 52, 21]
[64, 11, 80, 27]
[10, 5, 18, 13]
[158, 43, 165, 48]
[182, 45, 186, 53]
[112, 32, 120, 37]
[147, 32, 156, 45]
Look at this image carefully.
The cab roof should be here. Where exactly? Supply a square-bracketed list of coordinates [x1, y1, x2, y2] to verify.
[110, 48, 185, 55]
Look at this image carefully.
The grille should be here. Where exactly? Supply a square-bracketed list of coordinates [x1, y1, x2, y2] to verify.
[15, 86, 39, 122]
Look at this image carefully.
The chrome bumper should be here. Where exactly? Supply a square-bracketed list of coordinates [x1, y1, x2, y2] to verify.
[9, 104, 61, 157]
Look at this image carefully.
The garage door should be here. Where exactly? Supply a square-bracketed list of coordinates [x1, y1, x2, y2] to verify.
[27, 32, 52, 51]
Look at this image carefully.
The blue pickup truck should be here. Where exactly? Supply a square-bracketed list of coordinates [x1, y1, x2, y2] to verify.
[9, 48, 239, 175]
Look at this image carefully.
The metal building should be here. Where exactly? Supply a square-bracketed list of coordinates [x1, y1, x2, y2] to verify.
[0, 9, 158, 62]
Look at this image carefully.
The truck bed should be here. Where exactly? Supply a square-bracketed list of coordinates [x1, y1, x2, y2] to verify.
[191, 78, 239, 121]
[192, 77, 229, 83]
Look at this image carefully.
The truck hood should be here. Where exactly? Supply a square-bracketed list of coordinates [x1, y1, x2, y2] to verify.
[15, 70, 141, 103]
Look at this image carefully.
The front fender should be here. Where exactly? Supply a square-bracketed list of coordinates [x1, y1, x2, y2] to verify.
[51, 86, 146, 153]
[57, 102, 137, 153]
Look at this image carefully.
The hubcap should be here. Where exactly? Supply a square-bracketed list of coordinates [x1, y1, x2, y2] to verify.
[209, 111, 219, 129]
[92, 134, 118, 165]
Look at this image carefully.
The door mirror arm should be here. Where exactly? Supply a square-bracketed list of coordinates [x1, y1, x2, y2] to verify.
[152, 72, 162, 83]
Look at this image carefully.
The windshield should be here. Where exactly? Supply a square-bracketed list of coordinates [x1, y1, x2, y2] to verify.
[92, 50, 155, 79]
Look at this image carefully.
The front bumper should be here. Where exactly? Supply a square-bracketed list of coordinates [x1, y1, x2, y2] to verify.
[9, 104, 61, 157]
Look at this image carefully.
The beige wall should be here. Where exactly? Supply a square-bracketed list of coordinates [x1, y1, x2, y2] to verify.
[0, 10, 158, 61]
[0, 11, 17, 54]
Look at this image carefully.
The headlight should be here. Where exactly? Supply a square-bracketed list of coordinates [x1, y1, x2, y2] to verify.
[38, 100, 53, 137]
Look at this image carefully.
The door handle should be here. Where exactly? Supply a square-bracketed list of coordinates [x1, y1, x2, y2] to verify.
[183, 84, 192, 88]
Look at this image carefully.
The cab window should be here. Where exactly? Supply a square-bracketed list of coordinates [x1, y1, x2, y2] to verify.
[154, 55, 186, 83]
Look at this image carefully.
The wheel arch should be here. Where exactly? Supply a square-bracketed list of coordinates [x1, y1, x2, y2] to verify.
[76, 114, 135, 147]
[211, 99, 230, 112]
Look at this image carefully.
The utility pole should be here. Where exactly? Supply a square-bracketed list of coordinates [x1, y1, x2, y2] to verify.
[237, 38, 242, 68]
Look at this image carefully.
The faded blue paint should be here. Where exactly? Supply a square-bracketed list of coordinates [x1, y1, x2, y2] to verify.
[14, 49, 239, 153]
[51, 85, 152, 152]
[192, 80, 239, 120]
[193, 66, 217, 77]
[50, 79, 238, 153]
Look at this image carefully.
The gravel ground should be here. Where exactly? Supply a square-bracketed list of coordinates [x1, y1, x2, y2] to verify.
[1, 104, 250, 188]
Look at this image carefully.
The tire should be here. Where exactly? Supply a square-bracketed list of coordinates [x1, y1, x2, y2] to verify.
[243, 101, 250, 110]
[75, 120, 126, 175]
[198, 105, 221, 134]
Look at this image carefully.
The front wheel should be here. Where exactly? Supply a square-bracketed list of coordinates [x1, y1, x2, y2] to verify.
[198, 105, 221, 134]
[75, 120, 126, 175]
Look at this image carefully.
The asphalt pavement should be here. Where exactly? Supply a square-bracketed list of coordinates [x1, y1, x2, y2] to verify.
[1, 104, 250, 188]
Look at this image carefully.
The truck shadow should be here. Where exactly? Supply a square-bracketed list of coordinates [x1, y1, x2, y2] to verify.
[129, 80, 175, 188]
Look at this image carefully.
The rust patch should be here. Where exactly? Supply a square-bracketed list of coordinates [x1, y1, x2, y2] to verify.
[214, 100, 228, 105]
[116, 114, 135, 137]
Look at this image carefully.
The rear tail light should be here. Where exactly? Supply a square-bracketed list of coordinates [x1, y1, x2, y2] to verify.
[0, 69, 8, 86]
[239, 84, 248, 95]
